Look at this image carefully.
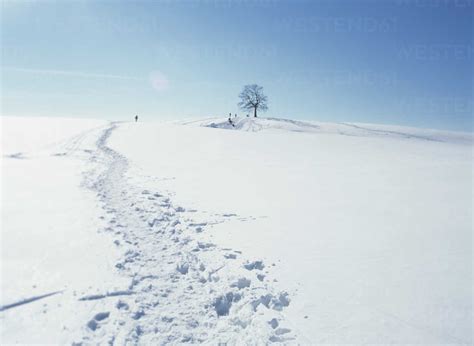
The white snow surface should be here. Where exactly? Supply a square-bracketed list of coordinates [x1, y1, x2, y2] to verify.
[1, 116, 472, 344]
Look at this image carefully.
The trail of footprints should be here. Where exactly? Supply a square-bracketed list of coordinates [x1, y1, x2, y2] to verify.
[76, 125, 294, 344]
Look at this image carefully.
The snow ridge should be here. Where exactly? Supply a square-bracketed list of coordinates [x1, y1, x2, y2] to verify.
[74, 124, 295, 344]
[181, 116, 473, 144]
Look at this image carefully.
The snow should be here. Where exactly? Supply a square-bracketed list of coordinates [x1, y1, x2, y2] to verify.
[182, 116, 473, 144]
[1, 116, 108, 156]
[1, 117, 129, 343]
[1, 116, 472, 344]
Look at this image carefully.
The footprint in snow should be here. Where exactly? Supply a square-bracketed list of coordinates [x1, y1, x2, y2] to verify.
[87, 312, 110, 331]
[230, 278, 251, 289]
[94, 312, 110, 321]
[244, 260, 265, 270]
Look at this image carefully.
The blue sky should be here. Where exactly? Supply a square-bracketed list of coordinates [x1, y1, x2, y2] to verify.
[1, 0, 472, 131]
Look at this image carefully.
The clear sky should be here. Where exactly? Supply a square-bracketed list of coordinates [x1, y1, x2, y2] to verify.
[1, 0, 472, 131]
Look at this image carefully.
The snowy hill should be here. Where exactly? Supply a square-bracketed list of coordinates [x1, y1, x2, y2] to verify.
[179, 116, 473, 144]
[1, 116, 472, 344]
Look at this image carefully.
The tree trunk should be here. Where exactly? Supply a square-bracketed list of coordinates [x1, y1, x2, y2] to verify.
[254, 107, 257, 117]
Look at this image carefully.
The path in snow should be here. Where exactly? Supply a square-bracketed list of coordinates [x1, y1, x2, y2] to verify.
[73, 124, 294, 344]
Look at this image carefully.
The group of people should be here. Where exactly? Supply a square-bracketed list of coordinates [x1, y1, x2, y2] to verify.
[228, 113, 237, 127]
[228, 112, 250, 127]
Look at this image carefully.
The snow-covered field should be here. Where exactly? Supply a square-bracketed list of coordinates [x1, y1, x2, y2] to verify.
[1, 116, 472, 344]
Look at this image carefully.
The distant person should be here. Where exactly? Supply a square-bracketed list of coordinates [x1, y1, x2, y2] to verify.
[234, 113, 237, 118]
[135, 115, 138, 122]
[246, 114, 249, 117]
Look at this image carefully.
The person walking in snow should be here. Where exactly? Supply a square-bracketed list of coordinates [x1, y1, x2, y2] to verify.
[135, 115, 138, 122]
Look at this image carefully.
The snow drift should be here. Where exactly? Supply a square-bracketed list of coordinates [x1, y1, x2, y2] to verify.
[181, 116, 472, 144]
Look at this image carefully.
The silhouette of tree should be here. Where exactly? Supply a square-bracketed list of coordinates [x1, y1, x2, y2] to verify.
[238, 84, 268, 118]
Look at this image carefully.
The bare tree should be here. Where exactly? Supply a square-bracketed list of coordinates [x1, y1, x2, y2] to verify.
[238, 84, 268, 118]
